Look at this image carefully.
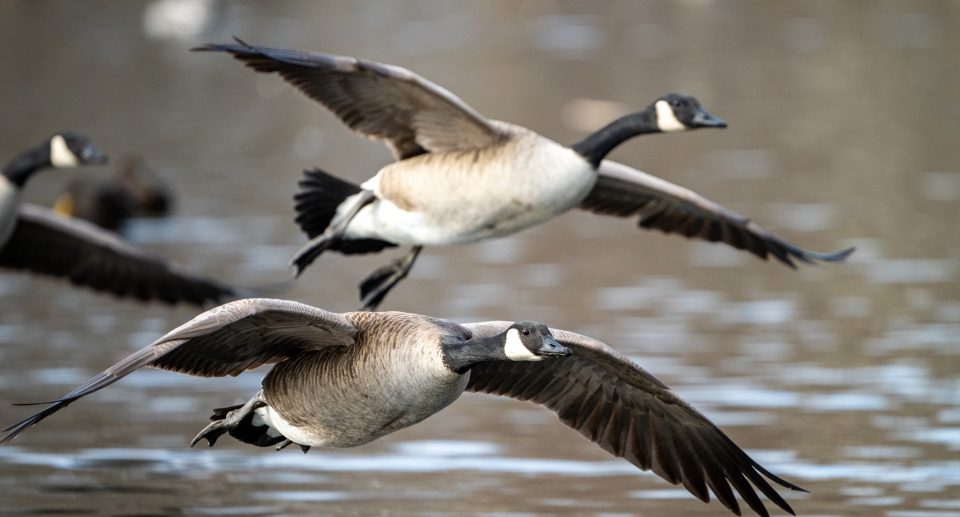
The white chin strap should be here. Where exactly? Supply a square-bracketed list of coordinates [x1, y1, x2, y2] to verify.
[50, 135, 79, 168]
[654, 100, 686, 133]
[503, 328, 543, 361]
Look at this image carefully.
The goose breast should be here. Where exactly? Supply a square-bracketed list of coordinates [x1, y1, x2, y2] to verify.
[261, 312, 471, 447]
[347, 127, 597, 245]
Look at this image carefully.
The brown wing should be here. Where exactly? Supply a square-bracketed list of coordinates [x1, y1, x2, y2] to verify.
[0, 204, 239, 306]
[194, 39, 505, 160]
[581, 160, 854, 268]
[0, 299, 357, 443]
[463, 321, 805, 517]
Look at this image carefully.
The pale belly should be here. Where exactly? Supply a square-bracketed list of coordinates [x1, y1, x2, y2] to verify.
[0, 178, 22, 246]
[342, 141, 598, 246]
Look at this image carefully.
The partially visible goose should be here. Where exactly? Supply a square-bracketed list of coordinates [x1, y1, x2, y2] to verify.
[0, 133, 242, 306]
[2, 298, 805, 516]
[53, 155, 173, 231]
[196, 40, 853, 310]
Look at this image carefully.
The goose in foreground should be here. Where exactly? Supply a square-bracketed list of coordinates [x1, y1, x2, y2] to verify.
[196, 40, 853, 310]
[53, 155, 173, 231]
[2, 298, 805, 516]
[0, 134, 243, 305]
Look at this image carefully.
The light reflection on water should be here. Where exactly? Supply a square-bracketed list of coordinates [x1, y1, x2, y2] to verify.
[1, 1, 959, 516]
[2, 438, 958, 512]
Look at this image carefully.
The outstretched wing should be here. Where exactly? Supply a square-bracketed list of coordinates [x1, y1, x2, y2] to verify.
[194, 39, 505, 160]
[463, 321, 805, 517]
[0, 204, 241, 306]
[580, 160, 854, 268]
[0, 298, 358, 443]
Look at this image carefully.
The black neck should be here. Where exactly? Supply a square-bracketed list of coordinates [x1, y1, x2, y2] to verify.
[440, 334, 505, 374]
[2, 145, 50, 188]
[570, 108, 659, 169]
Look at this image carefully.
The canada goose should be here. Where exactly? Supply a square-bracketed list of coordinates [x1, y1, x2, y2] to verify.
[0, 133, 242, 305]
[196, 40, 853, 310]
[53, 155, 173, 231]
[2, 298, 804, 516]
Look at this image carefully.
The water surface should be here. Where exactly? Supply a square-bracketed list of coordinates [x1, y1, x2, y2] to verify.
[0, 1, 958, 515]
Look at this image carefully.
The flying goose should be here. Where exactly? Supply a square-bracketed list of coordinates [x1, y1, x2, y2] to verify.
[0, 133, 242, 305]
[53, 155, 173, 231]
[196, 40, 853, 310]
[1, 298, 805, 516]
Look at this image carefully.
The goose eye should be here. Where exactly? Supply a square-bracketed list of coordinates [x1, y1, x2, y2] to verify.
[521, 328, 530, 336]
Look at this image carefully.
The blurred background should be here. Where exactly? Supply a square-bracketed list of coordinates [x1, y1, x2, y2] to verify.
[0, 1, 958, 515]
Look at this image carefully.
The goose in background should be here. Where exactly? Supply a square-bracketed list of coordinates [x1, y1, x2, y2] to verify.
[196, 40, 853, 310]
[2, 297, 805, 516]
[53, 155, 173, 232]
[0, 133, 246, 306]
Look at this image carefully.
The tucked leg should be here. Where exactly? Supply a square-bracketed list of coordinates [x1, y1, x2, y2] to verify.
[291, 190, 376, 276]
[358, 246, 423, 311]
[190, 395, 265, 448]
[276, 439, 312, 453]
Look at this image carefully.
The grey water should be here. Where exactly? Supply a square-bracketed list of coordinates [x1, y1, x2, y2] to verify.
[0, 1, 958, 515]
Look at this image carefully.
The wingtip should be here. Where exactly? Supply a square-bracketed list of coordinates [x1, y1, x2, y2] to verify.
[823, 246, 856, 262]
[782, 253, 799, 269]
[803, 245, 855, 265]
[780, 244, 855, 268]
[191, 36, 254, 54]
[779, 495, 801, 516]
[773, 471, 809, 494]
[754, 463, 808, 494]
[190, 42, 222, 52]
[1, 416, 37, 443]
[12, 400, 60, 407]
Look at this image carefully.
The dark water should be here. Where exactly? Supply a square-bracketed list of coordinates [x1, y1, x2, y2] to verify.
[1, 1, 958, 515]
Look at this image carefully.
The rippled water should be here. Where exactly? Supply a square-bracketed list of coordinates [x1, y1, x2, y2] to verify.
[1, 1, 958, 516]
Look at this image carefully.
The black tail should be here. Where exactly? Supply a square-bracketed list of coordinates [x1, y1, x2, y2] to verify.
[206, 404, 286, 448]
[294, 168, 363, 239]
[292, 169, 396, 275]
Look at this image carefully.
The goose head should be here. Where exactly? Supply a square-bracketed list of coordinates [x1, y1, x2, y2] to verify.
[571, 93, 726, 168]
[501, 321, 571, 361]
[442, 321, 571, 374]
[3, 132, 109, 188]
[652, 93, 727, 133]
[47, 132, 109, 169]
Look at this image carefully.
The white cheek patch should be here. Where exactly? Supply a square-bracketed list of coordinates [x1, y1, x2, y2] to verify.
[654, 100, 686, 133]
[50, 135, 79, 168]
[503, 328, 543, 361]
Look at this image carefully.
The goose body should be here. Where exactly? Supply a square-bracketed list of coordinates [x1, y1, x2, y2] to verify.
[0, 134, 245, 306]
[346, 124, 595, 245]
[256, 311, 472, 447]
[3, 298, 803, 516]
[196, 40, 852, 310]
